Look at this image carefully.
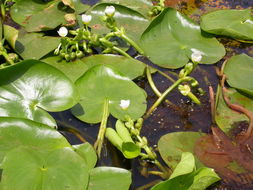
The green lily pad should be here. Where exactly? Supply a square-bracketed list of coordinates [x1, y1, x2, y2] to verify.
[10, 0, 72, 32]
[0, 59, 78, 126]
[73, 143, 97, 170]
[88, 167, 132, 190]
[224, 54, 253, 97]
[1, 147, 89, 190]
[4, 25, 60, 60]
[158, 132, 204, 169]
[151, 152, 220, 190]
[72, 0, 90, 14]
[100, 0, 152, 17]
[71, 65, 147, 123]
[200, 9, 253, 41]
[0, 117, 71, 163]
[140, 8, 225, 69]
[42, 54, 146, 82]
[215, 86, 253, 133]
[88, 3, 150, 42]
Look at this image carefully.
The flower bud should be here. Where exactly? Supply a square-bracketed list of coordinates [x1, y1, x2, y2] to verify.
[105, 5, 115, 17]
[178, 84, 191, 96]
[81, 14, 92, 25]
[120, 99, 130, 110]
[57, 26, 68, 37]
[191, 52, 202, 63]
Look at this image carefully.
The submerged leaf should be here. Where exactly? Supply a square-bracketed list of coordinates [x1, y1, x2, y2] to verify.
[1, 147, 89, 190]
[140, 8, 225, 68]
[71, 65, 146, 123]
[10, 0, 72, 32]
[88, 167, 132, 190]
[88, 3, 150, 42]
[158, 132, 204, 169]
[200, 9, 253, 41]
[0, 60, 78, 126]
[215, 86, 253, 133]
[4, 25, 60, 60]
[224, 54, 253, 97]
[0, 117, 71, 163]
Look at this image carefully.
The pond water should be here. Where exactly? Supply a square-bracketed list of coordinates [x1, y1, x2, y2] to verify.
[51, 0, 253, 189]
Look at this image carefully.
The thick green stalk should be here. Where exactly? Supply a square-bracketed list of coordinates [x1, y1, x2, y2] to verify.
[121, 34, 144, 55]
[145, 78, 184, 118]
[94, 99, 109, 157]
[1, 51, 15, 65]
[112, 46, 132, 58]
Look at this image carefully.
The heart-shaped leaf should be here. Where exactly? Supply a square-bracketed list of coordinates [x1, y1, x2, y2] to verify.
[99, 0, 152, 17]
[87, 3, 150, 42]
[215, 86, 253, 133]
[158, 132, 204, 169]
[4, 25, 60, 60]
[42, 54, 146, 82]
[200, 9, 253, 41]
[10, 0, 73, 32]
[1, 147, 89, 190]
[71, 65, 147, 123]
[88, 167, 132, 190]
[140, 8, 225, 68]
[0, 117, 71, 163]
[0, 59, 79, 127]
[224, 54, 253, 97]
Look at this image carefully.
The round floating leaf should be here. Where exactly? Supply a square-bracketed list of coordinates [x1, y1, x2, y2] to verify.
[1, 147, 89, 190]
[158, 132, 204, 169]
[4, 25, 60, 60]
[88, 167, 132, 190]
[73, 143, 97, 170]
[88, 3, 150, 42]
[224, 54, 253, 97]
[0, 59, 79, 126]
[140, 8, 225, 68]
[0, 117, 71, 163]
[200, 9, 253, 41]
[99, 0, 152, 17]
[71, 65, 147, 123]
[10, 0, 73, 32]
[43, 54, 146, 82]
[215, 86, 253, 133]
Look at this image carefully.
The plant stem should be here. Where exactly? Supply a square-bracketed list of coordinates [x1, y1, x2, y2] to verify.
[1, 51, 15, 65]
[145, 78, 184, 118]
[121, 34, 144, 55]
[187, 91, 201, 105]
[112, 46, 132, 58]
[94, 99, 109, 157]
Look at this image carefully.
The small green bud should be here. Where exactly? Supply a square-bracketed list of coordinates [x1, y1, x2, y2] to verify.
[184, 62, 193, 73]
[179, 69, 185, 78]
[64, 54, 70, 61]
[178, 84, 191, 96]
[70, 52, 76, 60]
[191, 80, 199, 87]
[76, 50, 84, 58]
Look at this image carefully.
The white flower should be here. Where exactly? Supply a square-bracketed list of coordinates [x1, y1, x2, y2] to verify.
[191, 52, 202, 63]
[82, 14, 92, 25]
[120, 100, 130, 110]
[57, 26, 68, 37]
[105, 5, 115, 17]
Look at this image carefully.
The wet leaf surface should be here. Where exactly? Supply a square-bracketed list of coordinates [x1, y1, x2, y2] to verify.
[1, 147, 89, 190]
[0, 60, 78, 126]
[88, 167, 132, 190]
[71, 65, 147, 123]
[0, 117, 71, 163]
[43, 54, 146, 82]
[140, 8, 225, 69]
[200, 9, 253, 41]
[224, 54, 253, 97]
[158, 132, 204, 169]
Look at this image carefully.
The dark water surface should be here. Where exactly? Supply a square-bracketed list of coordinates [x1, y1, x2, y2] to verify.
[52, 0, 253, 189]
